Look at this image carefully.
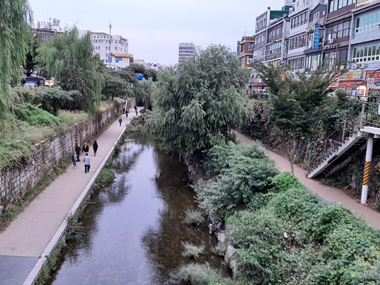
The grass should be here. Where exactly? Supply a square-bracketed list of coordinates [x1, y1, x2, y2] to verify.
[183, 209, 205, 226]
[178, 263, 245, 285]
[58, 110, 88, 127]
[181, 242, 205, 259]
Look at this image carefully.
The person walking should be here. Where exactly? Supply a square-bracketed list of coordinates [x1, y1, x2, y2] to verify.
[134, 105, 138, 116]
[125, 108, 129, 118]
[82, 142, 89, 155]
[93, 140, 98, 156]
[72, 152, 77, 169]
[119, 117, 122, 126]
[75, 144, 81, 162]
[84, 153, 91, 173]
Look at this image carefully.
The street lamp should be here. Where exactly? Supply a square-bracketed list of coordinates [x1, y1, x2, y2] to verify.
[109, 23, 112, 69]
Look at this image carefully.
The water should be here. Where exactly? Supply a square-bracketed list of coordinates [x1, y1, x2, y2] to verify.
[49, 134, 225, 285]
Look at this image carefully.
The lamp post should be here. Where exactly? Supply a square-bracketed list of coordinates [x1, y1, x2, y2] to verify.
[109, 23, 112, 69]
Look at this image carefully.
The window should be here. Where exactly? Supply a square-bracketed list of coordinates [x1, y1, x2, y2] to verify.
[288, 57, 305, 70]
[353, 44, 380, 62]
[356, 11, 380, 33]
[248, 43, 254, 51]
[314, 12, 320, 20]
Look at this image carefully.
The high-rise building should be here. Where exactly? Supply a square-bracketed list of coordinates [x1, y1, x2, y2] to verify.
[178, 42, 195, 63]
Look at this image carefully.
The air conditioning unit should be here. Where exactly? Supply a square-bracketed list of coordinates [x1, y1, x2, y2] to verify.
[352, 63, 358, 69]
[377, 23, 380, 28]
[328, 39, 335, 44]
[359, 63, 368, 69]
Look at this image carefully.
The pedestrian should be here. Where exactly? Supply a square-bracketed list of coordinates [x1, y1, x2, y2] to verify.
[75, 144, 81, 162]
[134, 105, 138, 116]
[119, 117, 122, 126]
[72, 152, 77, 169]
[125, 108, 129, 118]
[83, 153, 91, 173]
[93, 140, 98, 156]
[82, 142, 89, 155]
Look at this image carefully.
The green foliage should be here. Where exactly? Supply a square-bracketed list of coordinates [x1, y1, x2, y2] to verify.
[203, 141, 267, 177]
[133, 78, 155, 110]
[246, 192, 276, 212]
[0, 0, 32, 125]
[183, 209, 205, 226]
[14, 103, 61, 126]
[178, 263, 245, 285]
[127, 63, 158, 81]
[38, 27, 104, 112]
[145, 45, 252, 155]
[33, 88, 80, 115]
[269, 187, 321, 224]
[270, 171, 305, 193]
[25, 34, 40, 76]
[181, 242, 205, 259]
[101, 68, 130, 101]
[304, 203, 357, 243]
[95, 168, 115, 187]
[228, 209, 290, 283]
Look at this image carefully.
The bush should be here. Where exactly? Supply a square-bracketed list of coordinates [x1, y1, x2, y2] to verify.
[183, 209, 205, 226]
[304, 203, 358, 243]
[181, 242, 205, 259]
[246, 192, 276, 212]
[95, 168, 115, 187]
[270, 171, 305, 193]
[203, 142, 267, 177]
[268, 187, 321, 224]
[15, 103, 62, 127]
[178, 263, 245, 285]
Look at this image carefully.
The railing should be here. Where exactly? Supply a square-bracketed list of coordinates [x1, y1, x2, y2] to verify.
[361, 101, 380, 129]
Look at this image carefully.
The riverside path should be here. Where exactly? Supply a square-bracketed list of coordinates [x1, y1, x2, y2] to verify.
[235, 131, 380, 231]
[0, 107, 143, 285]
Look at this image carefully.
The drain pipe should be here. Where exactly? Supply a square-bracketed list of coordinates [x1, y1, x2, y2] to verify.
[208, 224, 213, 235]
[361, 133, 374, 204]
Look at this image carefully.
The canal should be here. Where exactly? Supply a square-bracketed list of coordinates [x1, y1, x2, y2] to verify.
[49, 134, 223, 285]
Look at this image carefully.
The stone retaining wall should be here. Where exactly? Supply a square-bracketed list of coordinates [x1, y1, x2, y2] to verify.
[0, 105, 121, 211]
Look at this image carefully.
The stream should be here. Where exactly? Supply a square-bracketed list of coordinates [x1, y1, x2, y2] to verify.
[49, 134, 226, 285]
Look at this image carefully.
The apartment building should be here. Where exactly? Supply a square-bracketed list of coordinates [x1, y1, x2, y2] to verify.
[238, 36, 255, 69]
[265, 16, 290, 66]
[178, 42, 196, 63]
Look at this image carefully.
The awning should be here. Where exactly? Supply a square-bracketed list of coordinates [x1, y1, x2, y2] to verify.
[338, 81, 365, 87]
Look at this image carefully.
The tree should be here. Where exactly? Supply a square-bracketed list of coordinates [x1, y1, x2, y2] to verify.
[25, 34, 40, 77]
[252, 60, 343, 174]
[101, 68, 130, 100]
[0, 0, 32, 125]
[145, 44, 252, 155]
[38, 27, 104, 112]
[133, 79, 155, 110]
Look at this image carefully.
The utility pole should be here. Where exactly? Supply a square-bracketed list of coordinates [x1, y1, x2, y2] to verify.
[109, 23, 112, 69]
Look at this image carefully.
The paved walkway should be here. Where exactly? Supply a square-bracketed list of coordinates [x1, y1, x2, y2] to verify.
[235, 131, 380, 230]
[0, 108, 142, 285]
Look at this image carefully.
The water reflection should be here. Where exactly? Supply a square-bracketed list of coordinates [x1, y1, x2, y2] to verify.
[50, 134, 223, 285]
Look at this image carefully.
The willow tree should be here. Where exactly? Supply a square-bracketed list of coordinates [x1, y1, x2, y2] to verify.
[145, 44, 252, 155]
[38, 27, 104, 112]
[0, 0, 32, 125]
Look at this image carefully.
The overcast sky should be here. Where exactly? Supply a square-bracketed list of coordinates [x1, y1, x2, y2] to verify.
[29, 0, 286, 66]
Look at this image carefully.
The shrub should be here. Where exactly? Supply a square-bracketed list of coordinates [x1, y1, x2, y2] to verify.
[270, 171, 305, 193]
[227, 209, 290, 283]
[304, 203, 358, 243]
[183, 209, 205, 226]
[246, 192, 276, 212]
[178, 263, 245, 285]
[181, 242, 205, 259]
[268, 187, 321, 224]
[15, 103, 61, 127]
[95, 168, 115, 187]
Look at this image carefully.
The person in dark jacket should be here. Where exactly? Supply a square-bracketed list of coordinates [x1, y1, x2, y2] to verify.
[119, 117, 122, 126]
[82, 142, 89, 155]
[93, 141, 98, 156]
[134, 106, 138, 116]
[75, 144, 81, 162]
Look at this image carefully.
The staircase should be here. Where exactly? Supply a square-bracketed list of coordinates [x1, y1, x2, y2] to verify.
[308, 131, 367, 178]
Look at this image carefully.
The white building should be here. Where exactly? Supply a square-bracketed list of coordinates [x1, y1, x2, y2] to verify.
[294, 0, 326, 11]
[79, 30, 132, 70]
[36, 18, 62, 32]
[178, 42, 195, 63]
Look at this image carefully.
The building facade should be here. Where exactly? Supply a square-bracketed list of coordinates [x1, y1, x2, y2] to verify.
[238, 36, 255, 69]
[178, 42, 196, 63]
[79, 30, 130, 70]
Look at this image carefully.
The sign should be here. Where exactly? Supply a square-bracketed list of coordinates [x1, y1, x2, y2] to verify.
[367, 78, 375, 88]
[313, 25, 321, 49]
[366, 71, 380, 79]
[340, 71, 365, 81]
[280, 60, 286, 66]
[357, 0, 377, 7]
[108, 56, 112, 63]
[324, 43, 338, 50]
